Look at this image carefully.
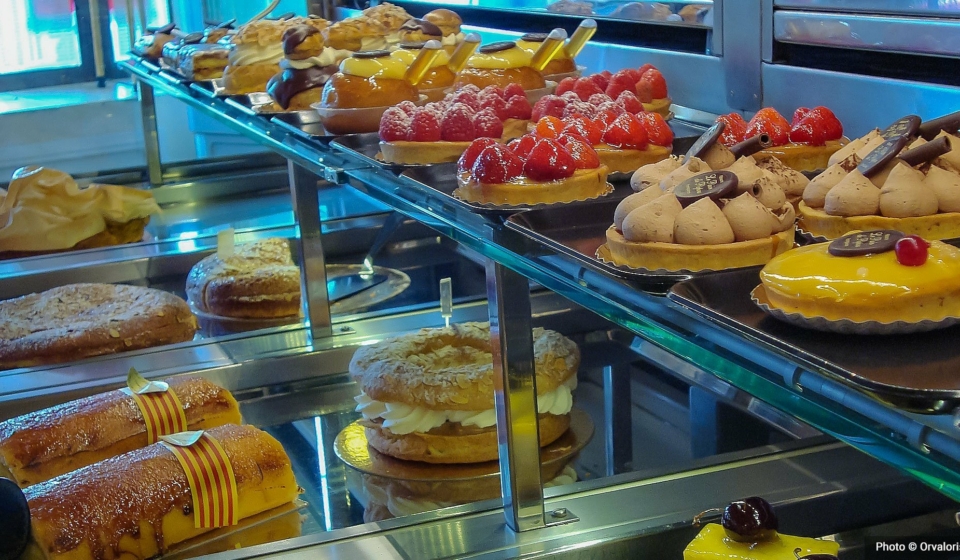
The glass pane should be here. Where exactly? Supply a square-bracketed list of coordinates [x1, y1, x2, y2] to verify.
[111, 0, 172, 61]
[0, 0, 81, 75]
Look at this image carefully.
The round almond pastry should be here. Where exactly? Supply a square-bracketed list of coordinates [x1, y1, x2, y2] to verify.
[642, 97, 672, 118]
[349, 322, 580, 463]
[755, 138, 849, 172]
[604, 226, 795, 272]
[595, 143, 672, 174]
[379, 119, 529, 165]
[798, 201, 960, 241]
[455, 166, 611, 206]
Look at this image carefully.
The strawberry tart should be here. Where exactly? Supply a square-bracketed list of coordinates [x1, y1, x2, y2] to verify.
[455, 136, 610, 205]
[379, 84, 532, 164]
[529, 111, 672, 174]
[554, 66, 670, 117]
[716, 107, 848, 172]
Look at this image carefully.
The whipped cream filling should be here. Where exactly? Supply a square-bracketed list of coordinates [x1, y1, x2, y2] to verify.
[282, 49, 345, 69]
[355, 376, 577, 435]
[442, 32, 466, 46]
[360, 36, 389, 52]
[229, 43, 283, 66]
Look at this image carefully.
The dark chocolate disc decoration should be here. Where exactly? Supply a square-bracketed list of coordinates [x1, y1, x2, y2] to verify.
[521, 32, 549, 42]
[147, 22, 176, 34]
[683, 121, 725, 163]
[857, 135, 909, 178]
[182, 31, 203, 44]
[0, 478, 30, 560]
[828, 230, 904, 257]
[351, 50, 392, 59]
[399, 41, 428, 50]
[479, 41, 516, 54]
[919, 109, 960, 140]
[674, 171, 738, 207]
[880, 115, 921, 140]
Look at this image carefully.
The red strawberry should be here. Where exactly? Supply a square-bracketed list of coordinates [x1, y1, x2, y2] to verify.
[622, 67, 643, 83]
[594, 106, 624, 130]
[557, 132, 587, 147]
[635, 112, 673, 146]
[562, 135, 601, 169]
[451, 90, 480, 112]
[788, 120, 827, 146]
[508, 133, 539, 159]
[562, 117, 603, 145]
[791, 107, 812, 127]
[535, 115, 564, 139]
[409, 108, 441, 141]
[395, 100, 418, 116]
[531, 95, 568, 122]
[637, 69, 667, 99]
[563, 101, 598, 119]
[441, 104, 477, 141]
[504, 83, 526, 100]
[573, 77, 604, 101]
[587, 93, 613, 106]
[809, 106, 843, 140]
[480, 94, 509, 120]
[602, 113, 648, 150]
[556, 77, 578, 96]
[745, 107, 790, 146]
[589, 72, 610, 92]
[458, 137, 498, 173]
[524, 138, 577, 181]
[379, 107, 409, 141]
[616, 91, 644, 114]
[504, 95, 532, 120]
[472, 143, 524, 184]
[634, 80, 653, 103]
[474, 108, 504, 139]
[716, 113, 749, 146]
[605, 70, 637, 100]
[637, 63, 655, 78]
[596, 101, 626, 116]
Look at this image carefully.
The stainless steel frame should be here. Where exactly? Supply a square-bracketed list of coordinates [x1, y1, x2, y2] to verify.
[289, 162, 333, 339]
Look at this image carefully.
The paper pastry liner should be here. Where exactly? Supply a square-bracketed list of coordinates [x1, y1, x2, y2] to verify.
[795, 225, 830, 245]
[452, 181, 614, 212]
[751, 284, 960, 335]
[595, 242, 710, 276]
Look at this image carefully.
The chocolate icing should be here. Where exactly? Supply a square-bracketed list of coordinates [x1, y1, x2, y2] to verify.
[182, 31, 203, 45]
[919, 110, 960, 141]
[521, 32, 549, 42]
[858, 135, 909, 177]
[147, 22, 176, 35]
[828, 230, 903, 257]
[899, 136, 952, 167]
[352, 50, 392, 59]
[684, 121, 724, 162]
[401, 18, 442, 37]
[479, 41, 516, 54]
[268, 65, 338, 109]
[282, 25, 319, 56]
[675, 171, 738, 206]
[729, 134, 772, 158]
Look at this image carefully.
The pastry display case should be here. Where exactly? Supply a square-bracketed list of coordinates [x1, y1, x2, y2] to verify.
[5, 0, 960, 558]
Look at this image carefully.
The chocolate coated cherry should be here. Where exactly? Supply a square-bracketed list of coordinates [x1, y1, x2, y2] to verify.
[721, 496, 778, 543]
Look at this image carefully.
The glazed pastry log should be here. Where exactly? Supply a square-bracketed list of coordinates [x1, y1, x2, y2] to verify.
[0, 377, 240, 487]
[24, 424, 298, 560]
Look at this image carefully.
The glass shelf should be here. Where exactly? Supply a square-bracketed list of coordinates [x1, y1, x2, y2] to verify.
[121, 57, 960, 503]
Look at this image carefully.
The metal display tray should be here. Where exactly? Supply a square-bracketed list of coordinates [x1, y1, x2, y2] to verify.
[667, 267, 960, 413]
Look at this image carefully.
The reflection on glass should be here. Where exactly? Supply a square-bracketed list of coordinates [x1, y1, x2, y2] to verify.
[201, 0, 305, 25]
[111, 0, 172, 61]
[0, 0, 81, 75]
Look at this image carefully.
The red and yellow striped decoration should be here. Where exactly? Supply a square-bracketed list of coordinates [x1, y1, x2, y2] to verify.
[128, 387, 188, 444]
[162, 433, 240, 529]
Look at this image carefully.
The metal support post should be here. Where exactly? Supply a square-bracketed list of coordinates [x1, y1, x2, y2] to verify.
[138, 81, 163, 186]
[486, 227, 545, 532]
[288, 161, 332, 340]
[603, 364, 634, 475]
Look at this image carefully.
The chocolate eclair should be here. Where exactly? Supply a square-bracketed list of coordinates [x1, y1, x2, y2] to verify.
[267, 25, 339, 111]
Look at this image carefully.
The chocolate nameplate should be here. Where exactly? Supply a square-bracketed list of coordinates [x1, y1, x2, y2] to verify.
[857, 135, 909, 178]
[880, 115, 921, 140]
[521, 32, 549, 42]
[479, 41, 515, 54]
[683, 121, 725, 163]
[828, 230, 904, 257]
[675, 171, 738, 206]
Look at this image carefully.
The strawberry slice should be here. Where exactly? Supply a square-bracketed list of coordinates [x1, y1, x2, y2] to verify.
[716, 113, 748, 146]
[745, 108, 790, 146]
[561, 135, 601, 169]
[605, 70, 637, 100]
[524, 138, 577, 181]
[504, 95, 532, 120]
[508, 133, 539, 159]
[504, 83, 526, 100]
[379, 107, 410, 141]
[593, 106, 624, 130]
[458, 138, 499, 173]
[562, 116, 603, 145]
[556, 77, 577, 96]
[531, 95, 568, 122]
[637, 69, 667, 99]
[616, 91, 644, 114]
[791, 107, 812, 128]
[409, 107, 441, 142]
[535, 115, 565, 139]
[635, 112, 673, 146]
[602, 113, 649, 150]
[809, 106, 843, 140]
[573, 77, 604, 101]
[474, 108, 504, 139]
[441, 104, 477, 141]
[472, 143, 524, 184]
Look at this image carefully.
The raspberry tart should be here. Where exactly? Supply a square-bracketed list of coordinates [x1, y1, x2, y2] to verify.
[715, 107, 848, 172]
[379, 84, 532, 165]
[455, 136, 610, 205]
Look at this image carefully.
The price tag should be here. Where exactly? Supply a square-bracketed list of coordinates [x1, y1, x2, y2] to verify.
[217, 227, 235, 259]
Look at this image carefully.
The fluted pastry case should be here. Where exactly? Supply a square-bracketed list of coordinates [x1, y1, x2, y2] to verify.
[4, 0, 960, 558]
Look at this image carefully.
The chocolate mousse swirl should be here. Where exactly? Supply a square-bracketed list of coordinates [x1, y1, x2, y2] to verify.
[282, 25, 319, 56]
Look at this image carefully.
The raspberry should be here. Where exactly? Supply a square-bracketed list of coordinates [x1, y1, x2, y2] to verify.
[589, 72, 610, 92]
[556, 77, 577, 96]
[587, 93, 613, 106]
[524, 138, 577, 181]
[504, 95, 532, 120]
[480, 94, 509, 121]
[441, 104, 477, 141]
[379, 107, 409, 142]
[474, 108, 504, 139]
[479, 85, 505, 101]
[450, 90, 480, 112]
[573, 77, 604, 101]
[457, 84, 481, 94]
[504, 83, 526, 100]
[395, 100, 418, 116]
[616, 91, 644, 114]
[409, 108, 441, 141]
[531, 95, 568, 122]
[457, 137, 498, 173]
[472, 143, 524, 184]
